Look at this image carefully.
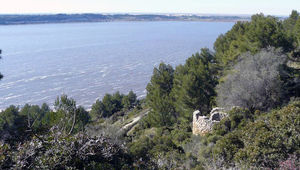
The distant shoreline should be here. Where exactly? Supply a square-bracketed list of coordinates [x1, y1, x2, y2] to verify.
[0, 14, 250, 25]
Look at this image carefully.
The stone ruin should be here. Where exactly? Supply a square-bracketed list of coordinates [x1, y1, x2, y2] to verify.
[192, 107, 228, 136]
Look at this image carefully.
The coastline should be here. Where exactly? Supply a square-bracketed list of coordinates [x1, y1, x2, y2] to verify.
[0, 14, 250, 25]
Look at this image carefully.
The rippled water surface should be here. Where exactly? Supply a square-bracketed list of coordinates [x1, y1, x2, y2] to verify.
[0, 21, 234, 109]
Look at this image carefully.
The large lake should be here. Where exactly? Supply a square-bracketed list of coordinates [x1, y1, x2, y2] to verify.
[0, 21, 234, 110]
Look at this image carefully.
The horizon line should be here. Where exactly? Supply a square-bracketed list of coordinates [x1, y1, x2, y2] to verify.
[0, 12, 288, 17]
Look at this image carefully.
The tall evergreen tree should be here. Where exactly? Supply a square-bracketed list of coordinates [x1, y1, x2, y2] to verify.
[90, 99, 106, 120]
[122, 90, 137, 110]
[172, 48, 217, 120]
[295, 18, 300, 47]
[214, 13, 292, 69]
[283, 10, 299, 31]
[146, 63, 176, 127]
[20, 104, 49, 133]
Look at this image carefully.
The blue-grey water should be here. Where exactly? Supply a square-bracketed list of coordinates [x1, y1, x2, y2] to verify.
[0, 21, 234, 110]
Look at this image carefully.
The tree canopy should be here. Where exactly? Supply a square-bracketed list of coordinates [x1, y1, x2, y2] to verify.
[145, 63, 176, 127]
[214, 13, 293, 69]
[172, 48, 218, 119]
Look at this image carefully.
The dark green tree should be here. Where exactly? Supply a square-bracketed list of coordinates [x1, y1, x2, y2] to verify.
[214, 13, 291, 69]
[90, 99, 106, 120]
[122, 90, 137, 110]
[146, 63, 176, 127]
[283, 10, 299, 32]
[172, 48, 218, 119]
[111, 91, 124, 112]
[19, 104, 50, 133]
[90, 91, 130, 120]
[75, 106, 90, 132]
[0, 106, 20, 132]
[101, 92, 123, 117]
[294, 18, 300, 47]
[214, 21, 250, 68]
[282, 11, 300, 59]
[54, 95, 90, 134]
[0, 106, 27, 143]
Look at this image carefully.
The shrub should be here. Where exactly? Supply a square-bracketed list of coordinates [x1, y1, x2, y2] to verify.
[0, 106, 28, 143]
[213, 107, 253, 136]
[12, 127, 132, 169]
[216, 48, 286, 112]
[90, 91, 139, 121]
[210, 100, 300, 168]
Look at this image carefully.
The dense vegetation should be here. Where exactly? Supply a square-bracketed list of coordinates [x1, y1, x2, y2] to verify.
[0, 11, 300, 169]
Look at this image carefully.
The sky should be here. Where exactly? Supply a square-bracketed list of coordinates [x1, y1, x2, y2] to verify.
[0, 0, 299, 16]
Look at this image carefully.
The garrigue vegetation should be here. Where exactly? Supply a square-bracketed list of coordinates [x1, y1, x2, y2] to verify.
[0, 11, 300, 169]
[216, 48, 286, 112]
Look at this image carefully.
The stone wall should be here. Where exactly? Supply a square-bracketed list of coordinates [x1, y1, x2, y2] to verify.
[192, 108, 227, 136]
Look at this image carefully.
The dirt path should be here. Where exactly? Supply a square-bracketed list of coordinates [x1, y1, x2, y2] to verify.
[121, 110, 149, 131]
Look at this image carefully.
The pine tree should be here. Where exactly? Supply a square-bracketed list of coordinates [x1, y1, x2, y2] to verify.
[295, 18, 300, 46]
[172, 48, 217, 120]
[90, 99, 106, 120]
[146, 63, 176, 127]
[214, 13, 292, 69]
[122, 90, 137, 110]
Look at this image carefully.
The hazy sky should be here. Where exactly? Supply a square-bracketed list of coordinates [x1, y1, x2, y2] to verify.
[0, 0, 299, 15]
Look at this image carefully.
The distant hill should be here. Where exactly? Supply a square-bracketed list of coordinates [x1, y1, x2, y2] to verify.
[0, 14, 250, 25]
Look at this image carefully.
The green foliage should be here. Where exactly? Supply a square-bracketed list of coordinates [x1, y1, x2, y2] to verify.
[210, 100, 300, 168]
[128, 127, 197, 169]
[75, 106, 90, 132]
[145, 50, 218, 127]
[170, 122, 192, 146]
[214, 11, 300, 102]
[172, 48, 218, 119]
[2, 10, 300, 169]
[90, 99, 106, 120]
[194, 108, 253, 166]
[283, 10, 299, 47]
[41, 110, 63, 128]
[0, 104, 52, 143]
[213, 107, 253, 136]
[214, 13, 292, 69]
[53, 95, 90, 134]
[90, 91, 138, 121]
[213, 132, 244, 165]
[0, 106, 27, 143]
[284, 10, 299, 30]
[147, 63, 174, 96]
[0, 106, 20, 131]
[20, 103, 50, 133]
[146, 63, 176, 127]
[292, 17, 300, 58]
[122, 90, 137, 110]
[295, 18, 300, 45]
